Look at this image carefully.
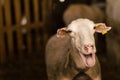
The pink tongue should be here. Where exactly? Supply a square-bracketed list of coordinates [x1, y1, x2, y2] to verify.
[86, 57, 94, 67]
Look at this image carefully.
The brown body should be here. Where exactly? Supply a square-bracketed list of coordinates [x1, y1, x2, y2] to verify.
[45, 35, 101, 80]
[106, 0, 120, 67]
[63, 4, 104, 25]
[45, 19, 111, 80]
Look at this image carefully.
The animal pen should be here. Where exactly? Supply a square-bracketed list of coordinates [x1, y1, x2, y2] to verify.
[0, 0, 50, 64]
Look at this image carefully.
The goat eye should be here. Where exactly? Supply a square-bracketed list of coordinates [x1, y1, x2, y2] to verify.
[67, 30, 72, 33]
[93, 27, 96, 29]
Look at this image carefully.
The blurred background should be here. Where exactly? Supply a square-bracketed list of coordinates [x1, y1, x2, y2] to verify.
[0, 0, 120, 80]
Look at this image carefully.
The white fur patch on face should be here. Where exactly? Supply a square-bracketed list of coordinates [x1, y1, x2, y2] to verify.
[67, 18, 95, 33]
[67, 19, 97, 67]
[67, 18, 96, 45]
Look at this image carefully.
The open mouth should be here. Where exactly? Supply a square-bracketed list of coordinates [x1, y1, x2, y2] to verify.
[80, 53, 95, 67]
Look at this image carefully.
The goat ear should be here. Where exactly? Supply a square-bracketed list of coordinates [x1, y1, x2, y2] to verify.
[57, 27, 72, 38]
[94, 23, 112, 35]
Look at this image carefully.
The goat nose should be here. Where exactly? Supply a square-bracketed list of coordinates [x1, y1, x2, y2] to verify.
[84, 45, 94, 53]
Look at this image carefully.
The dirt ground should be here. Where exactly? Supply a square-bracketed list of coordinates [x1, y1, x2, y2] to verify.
[0, 51, 119, 80]
[0, 51, 47, 80]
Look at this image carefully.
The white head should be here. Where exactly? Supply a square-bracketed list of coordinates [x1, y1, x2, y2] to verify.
[57, 18, 111, 68]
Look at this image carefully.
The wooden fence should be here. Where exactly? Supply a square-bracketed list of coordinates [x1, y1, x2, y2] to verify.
[0, 0, 49, 63]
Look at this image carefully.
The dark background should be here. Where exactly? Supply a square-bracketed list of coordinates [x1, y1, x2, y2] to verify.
[0, 0, 120, 80]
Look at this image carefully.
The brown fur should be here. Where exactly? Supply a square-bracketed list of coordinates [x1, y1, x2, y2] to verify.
[63, 4, 104, 25]
[45, 35, 101, 80]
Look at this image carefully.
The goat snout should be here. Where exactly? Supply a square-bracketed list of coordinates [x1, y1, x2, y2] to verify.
[84, 45, 94, 54]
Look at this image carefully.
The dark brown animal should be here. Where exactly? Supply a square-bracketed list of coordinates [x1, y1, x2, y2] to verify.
[63, 4, 104, 25]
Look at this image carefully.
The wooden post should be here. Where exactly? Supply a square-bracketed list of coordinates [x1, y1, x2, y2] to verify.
[24, 0, 32, 54]
[42, 0, 49, 46]
[13, 0, 23, 60]
[0, 1, 6, 63]
[33, 0, 41, 52]
[4, 0, 14, 61]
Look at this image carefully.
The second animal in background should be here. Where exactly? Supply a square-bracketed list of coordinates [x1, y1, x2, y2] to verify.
[63, 4, 104, 25]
